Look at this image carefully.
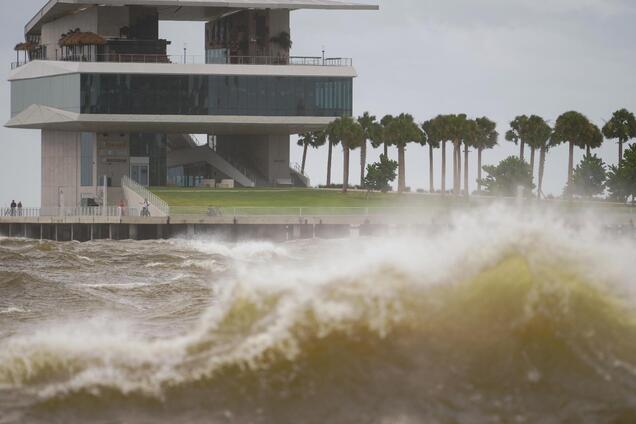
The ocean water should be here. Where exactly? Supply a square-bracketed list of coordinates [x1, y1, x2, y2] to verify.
[1, 205, 636, 423]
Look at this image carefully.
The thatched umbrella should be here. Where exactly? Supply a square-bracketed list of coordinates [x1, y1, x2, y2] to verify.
[59, 32, 106, 61]
[14, 42, 37, 64]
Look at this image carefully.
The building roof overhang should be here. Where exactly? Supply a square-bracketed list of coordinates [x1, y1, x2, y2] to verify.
[26, 0, 379, 36]
[6, 105, 336, 135]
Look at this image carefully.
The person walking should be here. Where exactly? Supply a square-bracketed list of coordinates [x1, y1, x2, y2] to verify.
[10, 200, 16, 216]
[17, 201, 22, 216]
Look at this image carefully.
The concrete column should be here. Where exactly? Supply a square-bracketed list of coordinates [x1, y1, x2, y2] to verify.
[70, 224, 74, 241]
[55, 224, 58, 241]
[187, 224, 195, 238]
[40, 224, 43, 240]
[90, 225, 94, 241]
[157, 224, 164, 239]
[129, 224, 138, 240]
[109, 224, 113, 240]
[23, 224, 27, 238]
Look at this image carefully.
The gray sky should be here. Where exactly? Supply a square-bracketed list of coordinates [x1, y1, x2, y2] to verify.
[1, 0, 635, 206]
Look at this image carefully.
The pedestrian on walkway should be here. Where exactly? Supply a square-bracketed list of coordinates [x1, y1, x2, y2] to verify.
[17, 201, 22, 216]
[10, 200, 16, 216]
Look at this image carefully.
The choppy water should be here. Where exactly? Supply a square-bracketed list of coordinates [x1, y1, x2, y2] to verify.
[1, 205, 636, 423]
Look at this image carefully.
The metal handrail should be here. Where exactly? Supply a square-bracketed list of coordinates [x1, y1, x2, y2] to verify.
[121, 176, 170, 216]
[10, 54, 353, 69]
[1, 207, 140, 217]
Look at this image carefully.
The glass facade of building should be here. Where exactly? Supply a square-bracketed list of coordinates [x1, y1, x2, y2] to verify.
[11, 73, 353, 118]
[10, 74, 80, 117]
[129, 133, 167, 186]
[80, 74, 352, 117]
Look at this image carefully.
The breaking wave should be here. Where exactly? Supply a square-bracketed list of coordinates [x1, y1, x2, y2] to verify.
[1, 205, 636, 423]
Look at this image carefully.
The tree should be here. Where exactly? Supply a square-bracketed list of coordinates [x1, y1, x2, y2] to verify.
[524, 115, 552, 199]
[478, 156, 535, 197]
[297, 131, 326, 175]
[506, 115, 530, 162]
[329, 116, 364, 193]
[358, 112, 380, 188]
[606, 144, 636, 203]
[602, 109, 636, 167]
[385, 113, 423, 193]
[421, 119, 441, 193]
[364, 154, 398, 195]
[447, 114, 470, 195]
[565, 154, 606, 198]
[552, 111, 602, 195]
[370, 115, 394, 158]
[325, 123, 342, 186]
[470, 117, 498, 194]
[429, 115, 452, 194]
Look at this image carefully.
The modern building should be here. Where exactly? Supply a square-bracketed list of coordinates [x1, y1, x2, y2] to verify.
[7, 0, 377, 209]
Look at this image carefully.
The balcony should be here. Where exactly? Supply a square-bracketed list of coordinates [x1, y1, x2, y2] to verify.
[10, 54, 353, 70]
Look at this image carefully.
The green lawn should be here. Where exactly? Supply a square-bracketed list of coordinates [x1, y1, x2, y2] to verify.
[150, 187, 469, 213]
[150, 187, 635, 215]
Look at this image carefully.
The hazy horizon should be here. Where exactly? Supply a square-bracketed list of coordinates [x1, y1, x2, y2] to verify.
[1, 0, 635, 205]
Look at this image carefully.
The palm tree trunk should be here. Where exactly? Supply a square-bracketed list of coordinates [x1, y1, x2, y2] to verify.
[398, 144, 406, 193]
[441, 140, 446, 195]
[343, 147, 349, 193]
[429, 143, 434, 193]
[384, 142, 388, 158]
[619, 140, 624, 167]
[463, 143, 469, 196]
[452, 140, 457, 195]
[567, 141, 574, 195]
[458, 142, 462, 193]
[477, 147, 483, 194]
[301, 144, 308, 174]
[326, 142, 333, 186]
[586, 145, 591, 156]
[520, 142, 525, 162]
[360, 140, 367, 187]
[538, 145, 546, 200]
[529, 147, 535, 183]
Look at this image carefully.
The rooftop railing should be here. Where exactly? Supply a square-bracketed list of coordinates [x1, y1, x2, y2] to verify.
[10, 54, 352, 69]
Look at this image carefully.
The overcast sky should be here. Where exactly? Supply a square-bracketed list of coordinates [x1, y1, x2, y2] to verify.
[1, 0, 635, 206]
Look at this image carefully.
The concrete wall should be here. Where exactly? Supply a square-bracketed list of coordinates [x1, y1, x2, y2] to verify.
[41, 7, 99, 60]
[217, 134, 291, 185]
[96, 133, 130, 189]
[41, 130, 81, 208]
[97, 7, 130, 38]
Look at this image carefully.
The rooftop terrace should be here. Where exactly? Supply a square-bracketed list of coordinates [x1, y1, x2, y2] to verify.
[11, 54, 353, 70]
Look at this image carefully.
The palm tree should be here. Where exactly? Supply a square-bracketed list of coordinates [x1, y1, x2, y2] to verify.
[552, 111, 601, 194]
[297, 133, 312, 174]
[376, 115, 395, 157]
[422, 119, 440, 193]
[432, 114, 454, 195]
[297, 131, 326, 175]
[506, 115, 530, 162]
[325, 122, 342, 186]
[358, 112, 379, 188]
[602, 109, 636, 167]
[385, 113, 423, 193]
[329, 116, 364, 193]
[524, 116, 552, 199]
[471, 117, 498, 194]
[448, 114, 469, 195]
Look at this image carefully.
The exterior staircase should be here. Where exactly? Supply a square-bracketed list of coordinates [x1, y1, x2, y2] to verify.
[167, 143, 256, 188]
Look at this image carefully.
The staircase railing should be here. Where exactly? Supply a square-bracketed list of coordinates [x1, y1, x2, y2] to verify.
[121, 176, 170, 216]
